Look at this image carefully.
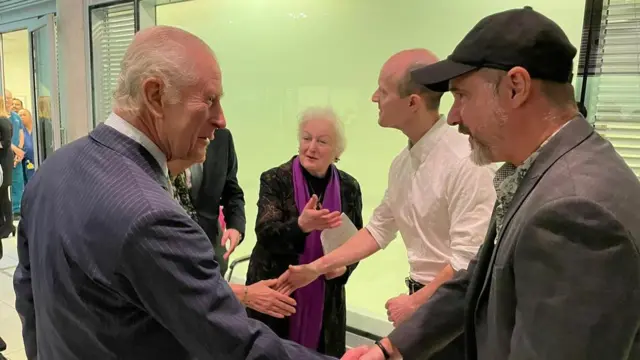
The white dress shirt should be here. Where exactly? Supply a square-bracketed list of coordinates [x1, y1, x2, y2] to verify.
[104, 112, 169, 178]
[366, 117, 497, 284]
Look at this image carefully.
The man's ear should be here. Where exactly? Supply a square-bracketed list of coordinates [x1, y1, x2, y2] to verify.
[506, 67, 531, 108]
[141, 77, 164, 118]
[408, 93, 422, 112]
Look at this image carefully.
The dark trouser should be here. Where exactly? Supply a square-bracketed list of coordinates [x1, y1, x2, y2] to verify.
[406, 278, 466, 360]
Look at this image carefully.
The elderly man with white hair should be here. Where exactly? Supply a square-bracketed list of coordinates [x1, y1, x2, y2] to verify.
[245, 107, 363, 357]
[13, 26, 356, 360]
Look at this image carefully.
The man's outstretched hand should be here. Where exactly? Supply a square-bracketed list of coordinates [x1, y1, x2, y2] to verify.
[276, 263, 321, 295]
[341, 346, 370, 359]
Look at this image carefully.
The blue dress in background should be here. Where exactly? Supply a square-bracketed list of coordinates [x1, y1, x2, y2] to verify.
[23, 129, 35, 184]
[10, 111, 24, 215]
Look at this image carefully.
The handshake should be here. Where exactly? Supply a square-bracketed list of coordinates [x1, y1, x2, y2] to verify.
[245, 262, 347, 318]
[341, 339, 399, 360]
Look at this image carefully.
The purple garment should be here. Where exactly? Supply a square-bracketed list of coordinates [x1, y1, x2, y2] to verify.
[288, 156, 342, 350]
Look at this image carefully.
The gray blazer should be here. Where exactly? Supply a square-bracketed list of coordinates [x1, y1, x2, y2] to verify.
[388, 116, 640, 360]
[13, 124, 335, 360]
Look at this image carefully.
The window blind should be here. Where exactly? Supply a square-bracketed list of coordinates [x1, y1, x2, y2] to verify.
[592, 0, 640, 178]
[90, 2, 136, 125]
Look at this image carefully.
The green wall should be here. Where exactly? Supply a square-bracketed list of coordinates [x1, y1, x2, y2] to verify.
[157, 0, 586, 323]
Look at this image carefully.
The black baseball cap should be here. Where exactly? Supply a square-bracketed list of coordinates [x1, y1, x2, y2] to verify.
[413, 6, 577, 92]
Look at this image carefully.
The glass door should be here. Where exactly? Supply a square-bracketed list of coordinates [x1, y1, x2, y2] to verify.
[27, 13, 60, 165]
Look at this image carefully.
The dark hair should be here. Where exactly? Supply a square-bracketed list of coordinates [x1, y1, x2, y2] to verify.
[397, 63, 443, 110]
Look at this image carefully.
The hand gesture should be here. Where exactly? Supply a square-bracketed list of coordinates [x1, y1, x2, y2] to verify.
[221, 228, 241, 260]
[385, 294, 418, 327]
[275, 263, 321, 295]
[297, 195, 342, 233]
[244, 279, 297, 319]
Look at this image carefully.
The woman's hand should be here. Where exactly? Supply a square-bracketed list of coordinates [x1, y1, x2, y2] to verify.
[244, 279, 297, 318]
[297, 195, 342, 233]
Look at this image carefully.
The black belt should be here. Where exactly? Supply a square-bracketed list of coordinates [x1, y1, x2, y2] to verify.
[405, 277, 425, 295]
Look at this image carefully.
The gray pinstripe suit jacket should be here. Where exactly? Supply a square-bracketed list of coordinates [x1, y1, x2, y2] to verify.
[388, 116, 640, 360]
[13, 124, 335, 360]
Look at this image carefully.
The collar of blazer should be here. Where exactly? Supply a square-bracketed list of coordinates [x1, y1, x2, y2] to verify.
[497, 115, 593, 243]
[471, 115, 593, 315]
[90, 124, 171, 193]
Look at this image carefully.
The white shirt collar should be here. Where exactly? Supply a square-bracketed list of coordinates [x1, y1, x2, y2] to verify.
[104, 112, 168, 177]
[407, 115, 448, 169]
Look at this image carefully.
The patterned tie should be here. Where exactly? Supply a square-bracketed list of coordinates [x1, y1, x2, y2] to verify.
[172, 172, 197, 220]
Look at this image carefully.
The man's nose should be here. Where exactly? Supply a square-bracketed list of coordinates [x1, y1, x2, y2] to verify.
[215, 108, 227, 129]
[447, 106, 460, 126]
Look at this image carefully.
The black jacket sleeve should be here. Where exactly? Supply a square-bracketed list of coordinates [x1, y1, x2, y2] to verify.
[254, 171, 308, 256]
[220, 131, 246, 238]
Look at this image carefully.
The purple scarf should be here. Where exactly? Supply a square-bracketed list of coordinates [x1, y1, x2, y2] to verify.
[288, 156, 342, 350]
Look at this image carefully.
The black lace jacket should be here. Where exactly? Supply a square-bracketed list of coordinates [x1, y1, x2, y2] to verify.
[245, 157, 363, 357]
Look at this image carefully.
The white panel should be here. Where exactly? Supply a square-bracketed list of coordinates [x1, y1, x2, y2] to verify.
[593, 0, 640, 178]
[89, 2, 136, 125]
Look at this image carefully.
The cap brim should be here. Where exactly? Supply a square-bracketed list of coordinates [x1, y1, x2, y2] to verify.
[411, 59, 478, 92]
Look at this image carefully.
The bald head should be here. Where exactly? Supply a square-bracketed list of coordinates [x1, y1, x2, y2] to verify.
[382, 49, 440, 81]
[383, 49, 443, 110]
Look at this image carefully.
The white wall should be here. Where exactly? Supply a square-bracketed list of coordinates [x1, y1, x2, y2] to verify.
[56, 0, 90, 142]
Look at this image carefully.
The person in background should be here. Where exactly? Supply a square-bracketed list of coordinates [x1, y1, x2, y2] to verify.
[13, 25, 342, 360]
[246, 107, 363, 357]
[170, 122, 246, 277]
[18, 109, 35, 183]
[4, 91, 24, 218]
[348, 7, 640, 360]
[169, 156, 295, 319]
[0, 99, 15, 239]
[0, 98, 12, 358]
[278, 49, 496, 359]
[12, 98, 23, 112]
[37, 96, 54, 161]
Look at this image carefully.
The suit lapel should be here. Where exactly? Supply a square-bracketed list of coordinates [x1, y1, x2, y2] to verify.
[467, 214, 497, 316]
[472, 116, 595, 313]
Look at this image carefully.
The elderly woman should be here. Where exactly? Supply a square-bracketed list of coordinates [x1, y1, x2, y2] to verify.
[246, 107, 363, 357]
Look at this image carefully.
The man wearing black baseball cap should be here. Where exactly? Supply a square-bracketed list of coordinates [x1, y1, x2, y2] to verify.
[344, 7, 640, 360]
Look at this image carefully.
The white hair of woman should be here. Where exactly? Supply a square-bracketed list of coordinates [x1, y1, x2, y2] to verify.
[297, 107, 347, 162]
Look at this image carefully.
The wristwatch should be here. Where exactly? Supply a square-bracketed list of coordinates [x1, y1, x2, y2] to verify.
[374, 340, 391, 359]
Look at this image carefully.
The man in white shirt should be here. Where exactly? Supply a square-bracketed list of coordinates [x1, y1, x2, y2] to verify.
[277, 49, 496, 356]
